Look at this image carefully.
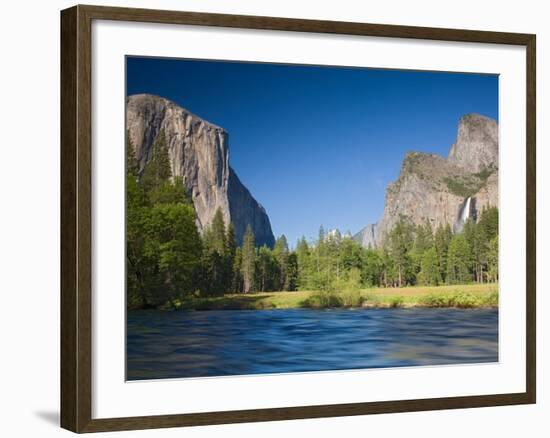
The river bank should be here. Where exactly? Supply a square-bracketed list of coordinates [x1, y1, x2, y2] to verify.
[167, 283, 498, 311]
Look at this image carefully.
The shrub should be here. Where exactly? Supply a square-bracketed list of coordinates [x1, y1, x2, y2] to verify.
[451, 292, 479, 308]
[301, 291, 343, 309]
[335, 268, 364, 307]
[418, 290, 496, 308]
[389, 296, 405, 308]
[419, 293, 452, 307]
[340, 290, 365, 307]
[482, 290, 499, 307]
[362, 293, 382, 307]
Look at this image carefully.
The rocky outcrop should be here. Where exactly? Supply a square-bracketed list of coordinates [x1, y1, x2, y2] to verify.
[448, 113, 498, 173]
[353, 223, 379, 248]
[126, 94, 275, 247]
[473, 171, 498, 210]
[356, 114, 499, 247]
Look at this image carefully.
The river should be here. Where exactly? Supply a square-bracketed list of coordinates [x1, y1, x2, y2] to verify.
[127, 307, 498, 380]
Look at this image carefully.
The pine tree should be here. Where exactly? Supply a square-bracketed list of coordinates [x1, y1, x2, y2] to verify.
[487, 236, 499, 283]
[140, 130, 172, 192]
[463, 219, 487, 283]
[361, 248, 383, 287]
[226, 223, 237, 261]
[200, 209, 231, 295]
[478, 206, 499, 241]
[274, 235, 290, 290]
[380, 246, 395, 287]
[316, 225, 327, 275]
[414, 220, 434, 253]
[126, 129, 205, 308]
[388, 217, 415, 287]
[225, 222, 237, 288]
[256, 245, 277, 292]
[232, 247, 243, 293]
[418, 246, 441, 285]
[477, 206, 498, 283]
[210, 208, 227, 255]
[446, 234, 472, 284]
[473, 223, 488, 283]
[146, 203, 202, 305]
[434, 223, 453, 282]
[339, 238, 363, 273]
[286, 253, 298, 291]
[295, 237, 310, 289]
[148, 176, 191, 206]
[126, 174, 149, 309]
[241, 225, 256, 294]
[411, 220, 434, 279]
[325, 231, 342, 282]
[200, 248, 225, 296]
[154, 132, 171, 181]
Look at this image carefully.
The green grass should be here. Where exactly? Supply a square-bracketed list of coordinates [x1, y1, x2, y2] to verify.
[419, 289, 498, 308]
[175, 283, 498, 311]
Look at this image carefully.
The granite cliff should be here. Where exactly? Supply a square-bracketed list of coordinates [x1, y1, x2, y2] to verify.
[354, 114, 498, 247]
[126, 94, 275, 247]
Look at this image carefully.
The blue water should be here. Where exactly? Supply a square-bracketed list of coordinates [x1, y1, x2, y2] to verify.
[127, 308, 498, 380]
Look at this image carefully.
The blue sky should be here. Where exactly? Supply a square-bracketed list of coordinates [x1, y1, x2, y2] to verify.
[127, 57, 498, 246]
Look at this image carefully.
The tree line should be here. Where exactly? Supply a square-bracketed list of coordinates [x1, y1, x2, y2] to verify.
[126, 133, 499, 310]
[126, 132, 298, 309]
[277, 207, 497, 294]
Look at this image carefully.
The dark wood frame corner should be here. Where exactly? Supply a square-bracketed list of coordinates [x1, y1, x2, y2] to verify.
[60, 4, 536, 433]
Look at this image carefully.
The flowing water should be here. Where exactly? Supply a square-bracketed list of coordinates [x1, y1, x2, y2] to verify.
[460, 196, 472, 223]
[127, 307, 498, 380]
[455, 196, 473, 233]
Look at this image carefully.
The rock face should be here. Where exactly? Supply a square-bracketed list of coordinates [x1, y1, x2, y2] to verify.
[353, 223, 379, 248]
[356, 114, 499, 247]
[448, 114, 498, 173]
[126, 94, 275, 247]
[474, 172, 498, 211]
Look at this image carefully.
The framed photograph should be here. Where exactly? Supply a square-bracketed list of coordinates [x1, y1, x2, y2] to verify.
[60, 4, 536, 433]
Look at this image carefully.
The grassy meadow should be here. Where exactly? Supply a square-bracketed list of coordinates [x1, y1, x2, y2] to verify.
[169, 283, 498, 311]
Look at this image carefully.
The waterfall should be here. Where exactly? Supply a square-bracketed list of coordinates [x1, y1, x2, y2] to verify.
[454, 196, 473, 233]
[460, 197, 472, 223]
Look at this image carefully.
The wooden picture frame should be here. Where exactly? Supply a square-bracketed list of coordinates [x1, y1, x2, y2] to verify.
[61, 4, 536, 433]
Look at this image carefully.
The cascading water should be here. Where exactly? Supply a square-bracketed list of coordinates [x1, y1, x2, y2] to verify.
[460, 197, 472, 223]
[454, 196, 472, 233]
